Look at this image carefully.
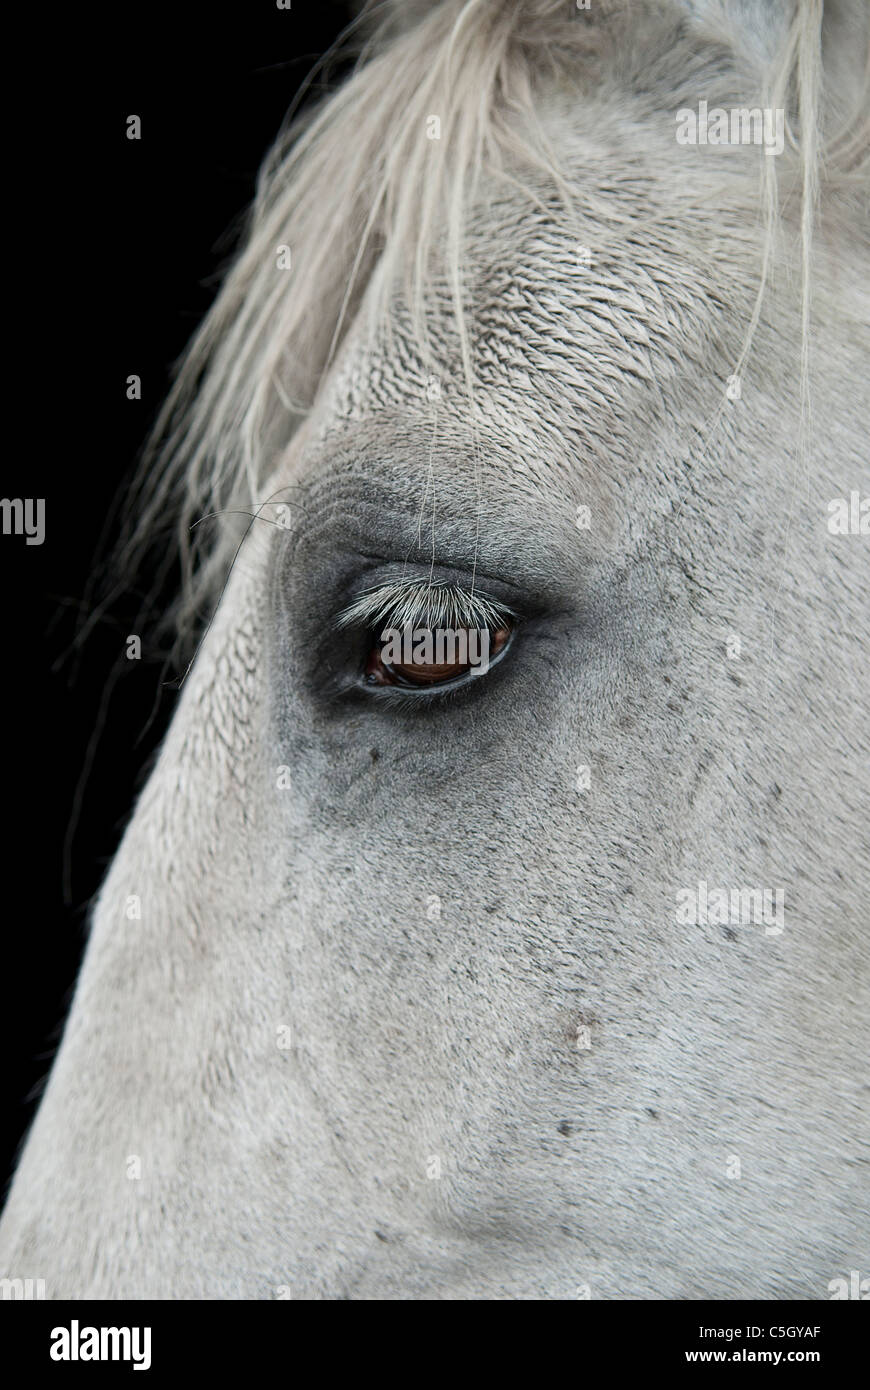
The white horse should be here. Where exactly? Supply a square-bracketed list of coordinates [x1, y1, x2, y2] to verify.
[2, 0, 868, 1298]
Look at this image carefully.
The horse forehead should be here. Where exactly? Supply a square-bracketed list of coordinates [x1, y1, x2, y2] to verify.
[320, 121, 761, 449]
[316, 222, 737, 510]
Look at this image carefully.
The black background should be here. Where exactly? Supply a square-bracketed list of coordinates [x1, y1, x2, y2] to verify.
[2, 1, 356, 1198]
[3, 1, 868, 1330]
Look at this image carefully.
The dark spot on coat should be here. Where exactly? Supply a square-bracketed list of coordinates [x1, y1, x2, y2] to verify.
[557, 1120, 574, 1136]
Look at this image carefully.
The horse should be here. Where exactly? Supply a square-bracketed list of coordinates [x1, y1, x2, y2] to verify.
[2, 0, 868, 1298]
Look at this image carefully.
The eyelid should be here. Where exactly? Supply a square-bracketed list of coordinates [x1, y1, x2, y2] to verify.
[335, 577, 516, 634]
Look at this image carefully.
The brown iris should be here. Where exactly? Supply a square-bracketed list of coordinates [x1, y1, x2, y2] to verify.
[365, 625, 511, 687]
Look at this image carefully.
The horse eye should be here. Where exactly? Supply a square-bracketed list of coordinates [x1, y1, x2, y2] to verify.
[363, 623, 513, 688]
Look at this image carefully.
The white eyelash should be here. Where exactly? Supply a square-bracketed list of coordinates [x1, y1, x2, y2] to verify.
[336, 578, 513, 633]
